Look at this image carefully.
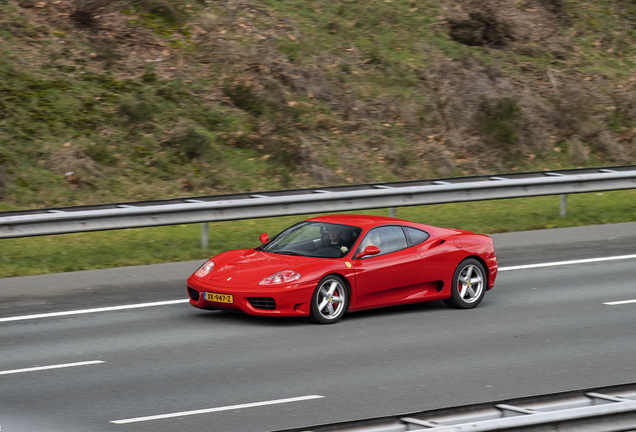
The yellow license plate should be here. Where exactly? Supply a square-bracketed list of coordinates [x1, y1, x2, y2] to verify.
[205, 292, 234, 304]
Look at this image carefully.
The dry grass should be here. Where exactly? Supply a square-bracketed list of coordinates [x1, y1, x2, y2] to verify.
[0, 0, 635, 211]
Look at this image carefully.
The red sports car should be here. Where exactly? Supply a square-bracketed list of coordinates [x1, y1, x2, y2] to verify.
[187, 214, 498, 324]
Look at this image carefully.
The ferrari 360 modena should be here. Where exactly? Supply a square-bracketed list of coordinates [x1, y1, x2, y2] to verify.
[187, 214, 498, 324]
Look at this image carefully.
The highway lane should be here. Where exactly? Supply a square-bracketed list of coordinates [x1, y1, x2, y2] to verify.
[1, 222, 635, 432]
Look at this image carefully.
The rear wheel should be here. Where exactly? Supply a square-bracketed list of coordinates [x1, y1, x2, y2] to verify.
[310, 275, 348, 324]
[444, 258, 486, 309]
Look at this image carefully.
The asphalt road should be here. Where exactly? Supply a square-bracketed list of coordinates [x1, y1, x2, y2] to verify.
[1, 222, 635, 432]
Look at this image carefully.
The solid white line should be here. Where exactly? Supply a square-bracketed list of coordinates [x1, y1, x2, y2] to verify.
[110, 395, 325, 424]
[499, 254, 636, 272]
[0, 299, 190, 323]
[0, 360, 105, 376]
[603, 299, 636, 306]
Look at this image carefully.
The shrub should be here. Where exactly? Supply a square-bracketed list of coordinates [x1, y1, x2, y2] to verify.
[0, 165, 9, 199]
[132, 0, 182, 24]
[449, 10, 514, 47]
[477, 98, 523, 151]
[223, 83, 264, 116]
[164, 121, 213, 160]
[539, 0, 565, 15]
[84, 142, 118, 166]
[118, 94, 154, 124]
[70, 0, 115, 26]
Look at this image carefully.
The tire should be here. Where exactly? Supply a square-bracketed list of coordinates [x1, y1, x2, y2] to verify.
[444, 258, 486, 309]
[310, 275, 348, 324]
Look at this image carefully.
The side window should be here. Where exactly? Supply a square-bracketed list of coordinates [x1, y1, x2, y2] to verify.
[359, 226, 408, 256]
[403, 227, 430, 246]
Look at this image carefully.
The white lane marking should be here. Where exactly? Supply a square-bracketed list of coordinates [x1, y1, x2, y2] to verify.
[603, 299, 636, 306]
[0, 299, 190, 323]
[0, 360, 104, 376]
[499, 254, 636, 272]
[110, 395, 325, 424]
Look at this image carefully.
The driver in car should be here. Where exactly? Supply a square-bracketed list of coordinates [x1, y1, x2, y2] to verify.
[322, 226, 350, 254]
[327, 226, 345, 246]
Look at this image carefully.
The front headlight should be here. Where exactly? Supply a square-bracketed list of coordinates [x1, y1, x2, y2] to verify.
[259, 270, 301, 285]
[195, 259, 215, 278]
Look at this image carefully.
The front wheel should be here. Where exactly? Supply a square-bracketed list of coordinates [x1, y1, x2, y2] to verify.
[310, 275, 348, 324]
[444, 258, 486, 309]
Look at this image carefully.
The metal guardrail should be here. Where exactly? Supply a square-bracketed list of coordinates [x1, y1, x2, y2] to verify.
[278, 383, 636, 432]
[1, 165, 635, 239]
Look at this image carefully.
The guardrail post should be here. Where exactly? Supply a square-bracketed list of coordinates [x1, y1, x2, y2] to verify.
[201, 223, 209, 248]
[389, 208, 396, 218]
[560, 194, 567, 217]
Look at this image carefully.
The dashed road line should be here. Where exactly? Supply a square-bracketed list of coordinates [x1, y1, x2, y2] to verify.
[0, 360, 105, 376]
[603, 299, 636, 306]
[0, 299, 190, 323]
[110, 395, 325, 424]
[499, 254, 636, 272]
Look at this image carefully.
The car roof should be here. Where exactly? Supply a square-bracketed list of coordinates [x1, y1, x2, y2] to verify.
[306, 214, 422, 230]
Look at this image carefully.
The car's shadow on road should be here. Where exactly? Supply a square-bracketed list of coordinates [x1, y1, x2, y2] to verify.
[184, 298, 491, 327]
[186, 308, 312, 327]
[345, 299, 449, 320]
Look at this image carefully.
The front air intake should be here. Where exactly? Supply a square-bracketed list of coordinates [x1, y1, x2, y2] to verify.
[187, 287, 200, 301]
[248, 297, 276, 310]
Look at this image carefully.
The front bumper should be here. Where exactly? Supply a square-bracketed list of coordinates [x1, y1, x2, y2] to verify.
[186, 276, 316, 316]
[487, 256, 498, 290]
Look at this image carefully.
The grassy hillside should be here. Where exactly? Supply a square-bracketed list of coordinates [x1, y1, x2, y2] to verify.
[1, 0, 635, 211]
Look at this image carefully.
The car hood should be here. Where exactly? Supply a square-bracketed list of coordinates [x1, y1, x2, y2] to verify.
[207, 249, 315, 285]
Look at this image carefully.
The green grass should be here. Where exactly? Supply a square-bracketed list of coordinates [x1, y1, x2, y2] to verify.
[2, 189, 635, 278]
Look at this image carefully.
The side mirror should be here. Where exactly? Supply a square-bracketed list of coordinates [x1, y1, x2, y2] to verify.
[355, 245, 380, 259]
[259, 233, 269, 244]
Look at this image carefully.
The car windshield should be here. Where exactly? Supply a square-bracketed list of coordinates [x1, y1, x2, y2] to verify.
[259, 221, 362, 258]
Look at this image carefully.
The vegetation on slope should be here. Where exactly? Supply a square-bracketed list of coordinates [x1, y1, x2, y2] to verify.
[0, 0, 635, 211]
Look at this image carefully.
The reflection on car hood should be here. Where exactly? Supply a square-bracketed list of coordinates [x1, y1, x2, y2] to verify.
[208, 250, 314, 284]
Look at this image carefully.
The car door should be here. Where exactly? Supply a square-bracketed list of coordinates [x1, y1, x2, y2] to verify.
[352, 226, 422, 307]
[403, 226, 452, 298]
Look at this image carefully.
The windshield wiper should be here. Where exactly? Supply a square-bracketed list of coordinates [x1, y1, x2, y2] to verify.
[273, 250, 305, 256]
